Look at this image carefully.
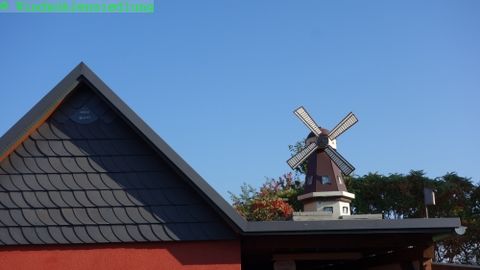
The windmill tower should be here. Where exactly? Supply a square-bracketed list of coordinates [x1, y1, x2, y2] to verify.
[287, 107, 358, 219]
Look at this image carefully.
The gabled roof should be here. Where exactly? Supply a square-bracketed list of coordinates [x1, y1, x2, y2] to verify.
[0, 63, 461, 246]
[0, 63, 246, 245]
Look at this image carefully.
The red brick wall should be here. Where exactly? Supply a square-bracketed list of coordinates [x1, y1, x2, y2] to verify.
[0, 240, 241, 270]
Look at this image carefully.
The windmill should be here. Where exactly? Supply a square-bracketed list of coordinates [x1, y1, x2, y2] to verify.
[288, 106, 358, 218]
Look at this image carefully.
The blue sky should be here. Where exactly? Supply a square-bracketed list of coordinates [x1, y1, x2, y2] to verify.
[1, 1, 479, 200]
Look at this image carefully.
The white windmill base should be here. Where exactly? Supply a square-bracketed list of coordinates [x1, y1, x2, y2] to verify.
[293, 191, 383, 221]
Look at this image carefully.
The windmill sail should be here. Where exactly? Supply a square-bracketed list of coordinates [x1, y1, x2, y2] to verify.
[324, 146, 355, 175]
[294, 106, 322, 136]
[328, 112, 358, 140]
[287, 142, 319, 169]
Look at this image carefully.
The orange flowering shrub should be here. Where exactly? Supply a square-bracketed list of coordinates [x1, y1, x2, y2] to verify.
[230, 173, 302, 221]
[250, 197, 293, 220]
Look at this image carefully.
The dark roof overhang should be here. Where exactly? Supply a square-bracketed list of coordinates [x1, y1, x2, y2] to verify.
[244, 217, 461, 237]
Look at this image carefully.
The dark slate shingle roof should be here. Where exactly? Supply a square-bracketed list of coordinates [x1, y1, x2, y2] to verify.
[0, 80, 236, 245]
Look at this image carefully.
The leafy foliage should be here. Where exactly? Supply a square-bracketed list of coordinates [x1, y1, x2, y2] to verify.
[229, 173, 303, 221]
[346, 170, 430, 219]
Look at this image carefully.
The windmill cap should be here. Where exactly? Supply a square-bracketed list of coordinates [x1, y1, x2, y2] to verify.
[307, 128, 330, 139]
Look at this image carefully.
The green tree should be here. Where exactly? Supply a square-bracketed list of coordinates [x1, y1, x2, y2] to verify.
[430, 173, 480, 264]
[347, 170, 433, 219]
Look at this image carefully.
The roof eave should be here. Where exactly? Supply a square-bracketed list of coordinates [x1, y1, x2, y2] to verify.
[243, 217, 462, 237]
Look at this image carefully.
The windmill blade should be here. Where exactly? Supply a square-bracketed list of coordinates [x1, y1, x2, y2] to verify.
[287, 142, 319, 169]
[324, 146, 355, 175]
[328, 112, 358, 140]
[294, 106, 322, 136]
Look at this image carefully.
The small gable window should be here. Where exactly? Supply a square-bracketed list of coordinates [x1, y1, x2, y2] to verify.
[70, 105, 98, 124]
